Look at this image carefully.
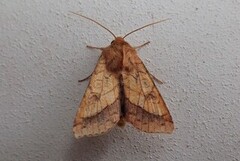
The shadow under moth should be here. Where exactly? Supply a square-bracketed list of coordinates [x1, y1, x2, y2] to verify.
[71, 12, 174, 138]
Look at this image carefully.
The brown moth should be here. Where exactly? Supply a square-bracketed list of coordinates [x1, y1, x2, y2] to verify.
[71, 12, 174, 138]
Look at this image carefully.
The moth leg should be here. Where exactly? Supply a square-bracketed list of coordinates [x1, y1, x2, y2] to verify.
[134, 41, 150, 50]
[86, 45, 104, 51]
[78, 74, 92, 82]
[150, 74, 164, 84]
[78, 44, 103, 82]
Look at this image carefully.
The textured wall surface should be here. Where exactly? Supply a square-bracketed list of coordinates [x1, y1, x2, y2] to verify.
[1, 0, 240, 161]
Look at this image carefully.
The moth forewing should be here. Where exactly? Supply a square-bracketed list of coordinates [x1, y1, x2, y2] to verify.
[73, 56, 121, 138]
[121, 45, 174, 133]
[72, 13, 174, 138]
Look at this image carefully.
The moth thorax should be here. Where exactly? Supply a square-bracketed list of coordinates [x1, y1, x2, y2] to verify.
[103, 48, 123, 73]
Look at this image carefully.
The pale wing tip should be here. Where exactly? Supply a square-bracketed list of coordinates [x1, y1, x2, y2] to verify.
[73, 126, 97, 138]
[73, 130, 111, 139]
[74, 133, 82, 139]
[73, 123, 116, 138]
[73, 126, 83, 139]
[164, 121, 174, 134]
[73, 125, 92, 138]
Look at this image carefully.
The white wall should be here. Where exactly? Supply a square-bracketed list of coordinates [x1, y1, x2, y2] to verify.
[1, 0, 240, 161]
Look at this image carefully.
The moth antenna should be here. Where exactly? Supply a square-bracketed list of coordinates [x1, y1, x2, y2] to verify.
[70, 11, 116, 38]
[123, 18, 170, 39]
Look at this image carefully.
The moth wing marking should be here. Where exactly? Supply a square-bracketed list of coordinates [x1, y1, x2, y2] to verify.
[73, 55, 120, 138]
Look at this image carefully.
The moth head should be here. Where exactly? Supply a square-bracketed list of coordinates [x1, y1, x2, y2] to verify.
[111, 37, 128, 45]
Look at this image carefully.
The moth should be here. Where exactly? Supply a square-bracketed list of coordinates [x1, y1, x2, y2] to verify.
[71, 12, 174, 138]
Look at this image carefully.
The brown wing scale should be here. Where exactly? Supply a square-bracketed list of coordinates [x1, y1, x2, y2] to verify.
[73, 55, 120, 138]
[122, 46, 174, 133]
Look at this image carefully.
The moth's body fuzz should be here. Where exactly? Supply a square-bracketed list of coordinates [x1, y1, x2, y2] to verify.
[103, 37, 135, 126]
[102, 37, 134, 73]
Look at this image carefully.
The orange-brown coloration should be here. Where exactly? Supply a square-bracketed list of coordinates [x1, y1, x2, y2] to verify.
[73, 37, 174, 138]
[71, 13, 174, 138]
[102, 37, 126, 72]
